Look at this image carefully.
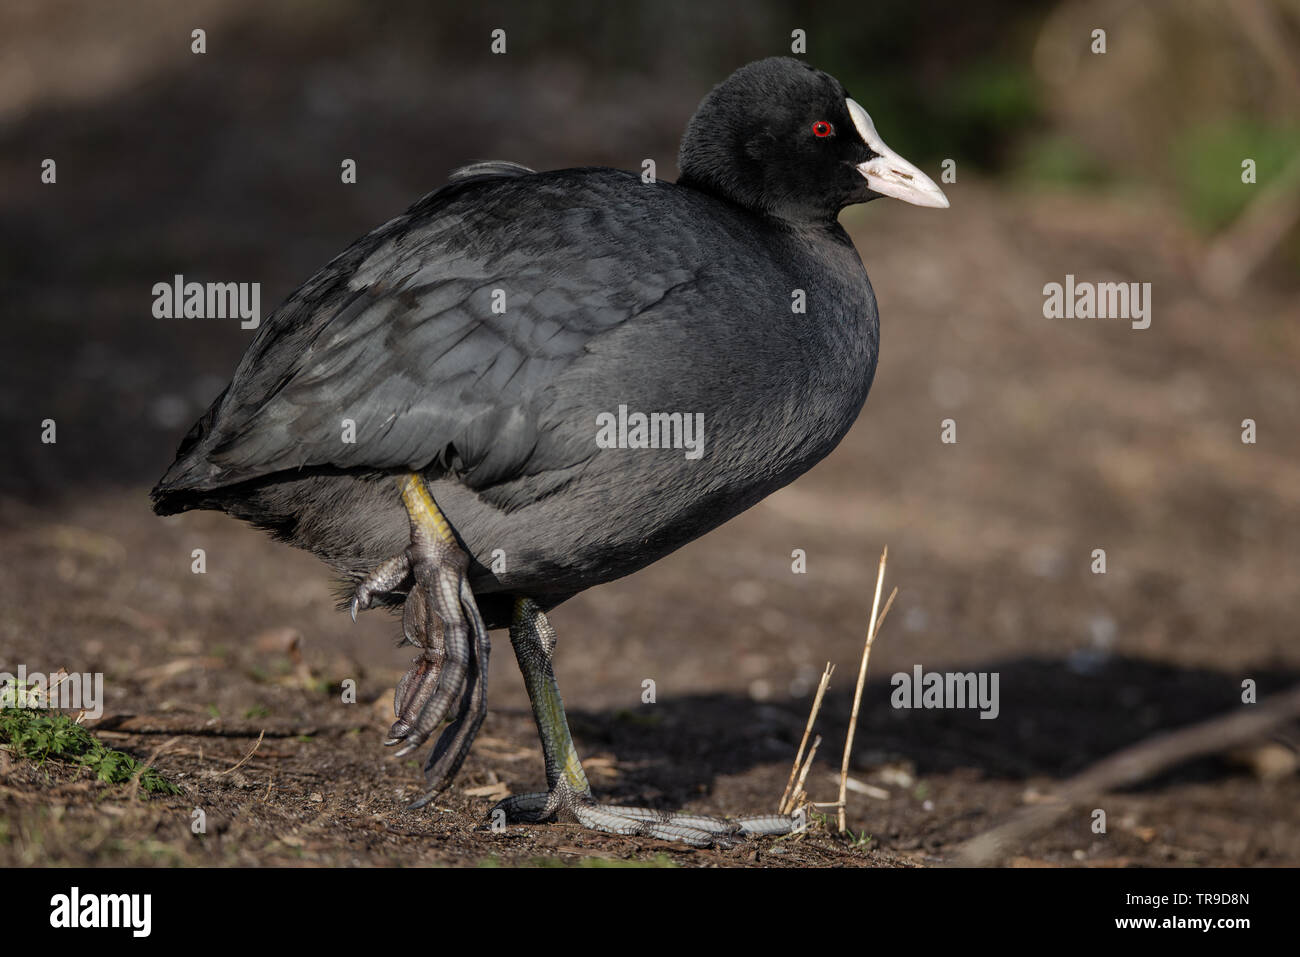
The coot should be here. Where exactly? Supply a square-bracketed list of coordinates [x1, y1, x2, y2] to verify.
[153, 56, 948, 845]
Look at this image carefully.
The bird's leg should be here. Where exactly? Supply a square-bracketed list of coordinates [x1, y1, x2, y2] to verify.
[493, 597, 797, 847]
[351, 474, 490, 807]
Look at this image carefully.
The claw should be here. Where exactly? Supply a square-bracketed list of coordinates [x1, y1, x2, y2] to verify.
[349, 552, 413, 623]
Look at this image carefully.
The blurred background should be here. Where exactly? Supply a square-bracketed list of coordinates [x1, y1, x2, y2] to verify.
[1, 0, 1297, 866]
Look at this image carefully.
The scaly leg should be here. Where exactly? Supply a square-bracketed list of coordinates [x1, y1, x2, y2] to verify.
[350, 474, 490, 807]
[493, 597, 796, 847]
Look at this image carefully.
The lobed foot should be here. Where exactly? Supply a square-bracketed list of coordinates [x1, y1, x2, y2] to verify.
[493, 789, 799, 847]
[351, 477, 490, 807]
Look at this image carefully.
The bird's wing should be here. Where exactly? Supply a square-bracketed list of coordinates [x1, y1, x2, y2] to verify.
[163, 168, 701, 494]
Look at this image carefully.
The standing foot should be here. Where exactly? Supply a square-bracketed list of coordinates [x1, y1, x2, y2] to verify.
[494, 789, 798, 847]
[493, 596, 799, 848]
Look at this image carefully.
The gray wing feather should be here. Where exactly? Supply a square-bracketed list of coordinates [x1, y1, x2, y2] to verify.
[165, 166, 699, 496]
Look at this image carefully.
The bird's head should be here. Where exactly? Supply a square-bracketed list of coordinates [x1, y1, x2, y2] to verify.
[677, 57, 949, 222]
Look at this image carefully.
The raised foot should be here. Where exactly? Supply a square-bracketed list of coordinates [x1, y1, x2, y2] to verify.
[492, 790, 799, 848]
[351, 534, 490, 808]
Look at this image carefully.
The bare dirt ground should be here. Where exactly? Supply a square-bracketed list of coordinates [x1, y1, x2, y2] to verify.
[2, 4, 1298, 867]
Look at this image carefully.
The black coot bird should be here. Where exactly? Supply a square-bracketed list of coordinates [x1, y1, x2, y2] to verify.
[152, 57, 947, 845]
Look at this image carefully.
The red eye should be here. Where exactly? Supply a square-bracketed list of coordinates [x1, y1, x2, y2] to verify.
[812, 121, 833, 138]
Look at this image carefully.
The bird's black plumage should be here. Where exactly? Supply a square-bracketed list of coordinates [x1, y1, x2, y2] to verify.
[153, 57, 941, 631]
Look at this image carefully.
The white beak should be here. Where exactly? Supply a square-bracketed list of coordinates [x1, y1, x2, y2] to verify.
[847, 98, 949, 209]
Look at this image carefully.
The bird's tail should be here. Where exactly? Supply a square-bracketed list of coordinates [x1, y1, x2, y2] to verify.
[150, 386, 230, 514]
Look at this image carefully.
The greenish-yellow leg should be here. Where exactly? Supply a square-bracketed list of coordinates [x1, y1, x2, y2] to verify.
[493, 597, 797, 847]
